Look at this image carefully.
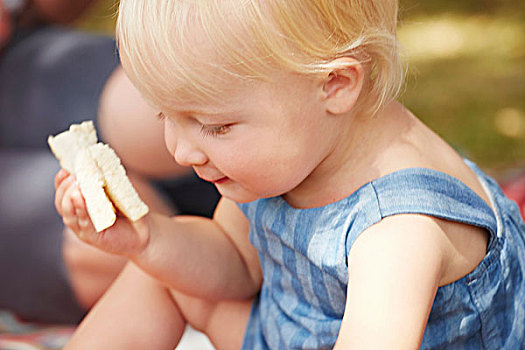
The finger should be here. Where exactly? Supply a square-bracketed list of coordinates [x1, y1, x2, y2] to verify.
[71, 188, 99, 243]
[55, 174, 74, 215]
[61, 184, 80, 232]
[54, 169, 70, 189]
[72, 189, 96, 234]
[76, 207, 92, 231]
[75, 208, 89, 242]
[63, 213, 80, 234]
[71, 186, 86, 210]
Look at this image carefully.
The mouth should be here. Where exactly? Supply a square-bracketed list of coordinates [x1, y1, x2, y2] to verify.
[211, 176, 230, 184]
[194, 169, 230, 185]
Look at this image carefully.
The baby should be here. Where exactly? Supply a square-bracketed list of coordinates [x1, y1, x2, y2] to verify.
[55, 0, 525, 348]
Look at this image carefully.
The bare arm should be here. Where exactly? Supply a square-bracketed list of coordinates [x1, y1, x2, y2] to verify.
[133, 198, 262, 300]
[334, 214, 447, 349]
[55, 171, 261, 301]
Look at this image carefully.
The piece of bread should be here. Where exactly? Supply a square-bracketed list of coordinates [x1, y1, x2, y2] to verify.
[48, 120, 149, 232]
[75, 148, 117, 232]
[88, 143, 149, 222]
[47, 121, 97, 172]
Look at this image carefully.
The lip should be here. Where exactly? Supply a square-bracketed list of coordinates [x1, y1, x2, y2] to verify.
[194, 169, 229, 184]
[211, 177, 230, 184]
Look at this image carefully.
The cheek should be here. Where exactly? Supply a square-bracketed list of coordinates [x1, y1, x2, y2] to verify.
[227, 146, 300, 185]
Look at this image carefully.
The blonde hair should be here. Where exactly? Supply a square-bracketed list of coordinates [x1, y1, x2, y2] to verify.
[117, 0, 405, 114]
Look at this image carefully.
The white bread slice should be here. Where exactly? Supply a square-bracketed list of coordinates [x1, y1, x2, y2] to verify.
[88, 143, 149, 221]
[48, 120, 149, 232]
[47, 121, 97, 172]
[48, 121, 116, 231]
[75, 148, 117, 232]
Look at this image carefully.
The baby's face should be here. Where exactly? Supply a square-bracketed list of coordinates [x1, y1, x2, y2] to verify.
[119, 1, 353, 202]
[160, 71, 345, 203]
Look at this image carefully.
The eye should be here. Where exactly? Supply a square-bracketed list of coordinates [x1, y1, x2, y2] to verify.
[200, 124, 232, 137]
[156, 112, 167, 121]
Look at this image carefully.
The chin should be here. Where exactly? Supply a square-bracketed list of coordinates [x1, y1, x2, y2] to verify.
[218, 185, 275, 204]
[222, 194, 261, 204]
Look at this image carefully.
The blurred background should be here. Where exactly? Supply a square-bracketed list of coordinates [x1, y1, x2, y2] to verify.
[398, 0, 525, 178]
[0, 1, 522, 349]
[77, 0, 525, 176]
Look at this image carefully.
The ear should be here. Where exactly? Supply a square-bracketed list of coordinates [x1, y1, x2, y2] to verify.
[322, 57, 364, 115]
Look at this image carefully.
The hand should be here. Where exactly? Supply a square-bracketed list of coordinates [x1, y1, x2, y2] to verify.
[0, 1, 12, 50]
[54, 169, 151, 258]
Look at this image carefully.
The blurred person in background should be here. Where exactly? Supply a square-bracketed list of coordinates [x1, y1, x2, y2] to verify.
[0, 0, 220, 324]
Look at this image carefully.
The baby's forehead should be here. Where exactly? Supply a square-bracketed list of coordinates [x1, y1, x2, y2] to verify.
[150, 5, 279, 102]
[175, 2, 261, 61]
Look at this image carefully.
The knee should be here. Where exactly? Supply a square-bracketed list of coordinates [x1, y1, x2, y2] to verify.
[97, 67, 148, 148]
[97, 67, 186, 177]
[168, 290, 219, 334]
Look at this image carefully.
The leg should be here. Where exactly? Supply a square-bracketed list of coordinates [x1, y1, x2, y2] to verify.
[66, 263, 186, 349]
[171, 290, 252, 350]
[98, 66, 186, 177]
[66, 263, 252, 350]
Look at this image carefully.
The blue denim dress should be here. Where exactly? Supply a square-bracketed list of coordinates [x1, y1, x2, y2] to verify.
[238, 160, 525, 349]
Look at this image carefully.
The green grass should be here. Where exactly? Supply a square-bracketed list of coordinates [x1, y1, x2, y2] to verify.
[397, 6, 525, 171]
[77, 1, 525, 173]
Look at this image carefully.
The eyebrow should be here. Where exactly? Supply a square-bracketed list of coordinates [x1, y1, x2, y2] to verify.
[179, 109, 227, 117]
[159, 109, 235, 120]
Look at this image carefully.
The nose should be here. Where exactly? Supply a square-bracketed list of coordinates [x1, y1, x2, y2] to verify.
[164, 117, 208, 167]
[172, 134, 208, 167]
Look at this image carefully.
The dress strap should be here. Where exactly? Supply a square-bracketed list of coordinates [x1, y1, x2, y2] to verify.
[370, 168, 498, 240]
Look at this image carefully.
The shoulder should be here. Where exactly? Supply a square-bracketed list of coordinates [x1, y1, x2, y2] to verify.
[347, 214, 449, 312]
[337, 214, 447, 348]
[350, 214, 449, 277]
[349, 212, 489, 288]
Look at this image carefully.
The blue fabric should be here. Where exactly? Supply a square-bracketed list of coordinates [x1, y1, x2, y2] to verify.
[238, 160, 525, 349]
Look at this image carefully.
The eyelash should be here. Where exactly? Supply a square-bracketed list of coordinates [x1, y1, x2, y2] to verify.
[157, 112, 231, 137]
[200, 124, 231, 137]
